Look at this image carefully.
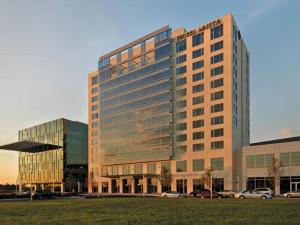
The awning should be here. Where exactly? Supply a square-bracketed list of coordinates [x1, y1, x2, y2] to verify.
[0, 140, 62, 153]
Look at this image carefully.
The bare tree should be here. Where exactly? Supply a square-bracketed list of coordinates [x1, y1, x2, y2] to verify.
[267, 157, 284, 195]
[202, 167, 214, 190]
[159, 166, 172, 192]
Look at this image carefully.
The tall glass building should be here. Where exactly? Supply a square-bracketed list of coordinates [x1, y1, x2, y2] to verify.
[88, 13, 250, 194]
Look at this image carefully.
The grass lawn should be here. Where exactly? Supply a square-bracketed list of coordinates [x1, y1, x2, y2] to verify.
[0, 198, 300, 225]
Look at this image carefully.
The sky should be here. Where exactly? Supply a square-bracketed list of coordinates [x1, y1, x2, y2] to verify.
[0, 0, 299, 184]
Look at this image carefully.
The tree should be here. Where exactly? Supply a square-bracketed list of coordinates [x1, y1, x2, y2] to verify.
[267, 157, 284, 195]
[159, 166, 172, 192]
[202, 167, 214, 190]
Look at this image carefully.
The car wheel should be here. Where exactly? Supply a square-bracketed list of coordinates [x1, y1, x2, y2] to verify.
[239, 196, 245, 199]
[229, 194, 234, 198]
[39, 196, 42, 200]
[260, 196, 267, 199]
[287, 194, 292, 198]
[201, 196, 205, 199]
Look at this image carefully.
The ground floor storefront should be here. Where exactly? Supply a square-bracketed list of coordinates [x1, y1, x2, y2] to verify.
[20, 181, 86, 193]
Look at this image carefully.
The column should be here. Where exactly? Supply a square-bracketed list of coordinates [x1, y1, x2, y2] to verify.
[120, 179, 123, 193]
[60, 183, 65, 192]
[41, 184, 45, 190]
[143, 176, 147, 194]
[77, 181, 81, 192]
[131, 179, 135, 193]
[157, 179, 162, 194]
[108, 180, 112, 193]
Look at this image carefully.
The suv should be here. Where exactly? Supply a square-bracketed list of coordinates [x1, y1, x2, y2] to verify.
[255, 188, 273, 195]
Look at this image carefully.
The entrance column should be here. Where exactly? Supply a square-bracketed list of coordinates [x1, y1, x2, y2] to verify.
[143, 176, 147, 194]
[131, 179, 135, 193]
[60, 183, 65, 192]
[157, 179, 162, 193]
[108, 180, 112, 193]
[120, 179, 123, 193]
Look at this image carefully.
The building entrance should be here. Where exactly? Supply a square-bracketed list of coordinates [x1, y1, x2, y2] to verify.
[291, 182, 300, 192]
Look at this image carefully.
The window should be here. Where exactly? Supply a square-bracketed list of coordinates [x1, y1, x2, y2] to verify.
[176, 100, 187, 108]
[176, 55, 187, 64]
[193, 132, 204, 140]
[211, 41, 223, 52]
[246, 154, 275, 168]
[193, 159, 204, 171]
[147, 163, 156, 173]
[92, 113, 99, 120]
[192, 60, 204, 70]
[192, 33, 204, 46]
[192, 84, 204, 93]
[176, 145, 187, 153]
[211, 65, 224, 76]
[211, 128, 224, 137]
[92, 96, 98, 102]
[192, 96, 204, 105]
[176, 134, 187, 142]
[256, 155, 264, 168]
[193, 108, 204, 116]
[193, 120, 204, 128]
[211, 104, 223, 113]
[211, 78, 224, 88]
[211, 141, 224, 149]
[123, 165, 131, 174]
[92, 76, 98, 85]
[211, 53, 223, 64]
[176, 161, 187, 172]
[161, 161, 171, 171]
[193, 72, 204, 82]
[92, 105, 98, 111]
[176, 88, 187, 97]
[193, 143, 204, 152]
[135, 163, 143, 174]
[92, 87, 98, 94]
[192, 48, 204, 58]
[155, 44, 171, 59]
[211, 157, 224, 170]
[246, 155, 255, 168]
[176, 77, 187, 86]
[280, 153, 290, 167]
[176, 40, 186, 52]
[211, 91, 224, 100]
[176, 66, 187, 75]
[211, 24, 223, 40]
[176, 123, 187, 131]
[211, 116, 224, 125]
[291, 152, 300, 166]
[176, 111, 187, 120]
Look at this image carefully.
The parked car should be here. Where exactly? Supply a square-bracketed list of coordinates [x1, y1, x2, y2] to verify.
[255, 188, 274, 195]
[161, 191, 186, 198]
[32, 190, 56, 200]
[196, 189, 223, 198]
[235, 190, 272, 199]
[218, 190, 236, 198]
[17, 191, 31, 198]
[283, 190, 300, 198]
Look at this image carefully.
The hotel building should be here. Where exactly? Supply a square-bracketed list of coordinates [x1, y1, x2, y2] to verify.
[88, 13, 250, 194]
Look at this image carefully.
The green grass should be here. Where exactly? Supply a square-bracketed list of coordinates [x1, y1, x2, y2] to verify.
[0, 198, 300, 225]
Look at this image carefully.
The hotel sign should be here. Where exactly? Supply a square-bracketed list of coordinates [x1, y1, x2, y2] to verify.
[177, 19, 222, 41]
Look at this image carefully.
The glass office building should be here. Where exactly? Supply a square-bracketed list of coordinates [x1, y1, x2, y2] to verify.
[88, 13, 250, 194]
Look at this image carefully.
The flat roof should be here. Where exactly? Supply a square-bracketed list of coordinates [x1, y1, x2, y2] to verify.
[250, 136, 300, 146]
[0, 140, 62, 153]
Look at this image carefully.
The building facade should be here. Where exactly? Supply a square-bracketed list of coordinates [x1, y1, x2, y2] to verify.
[242, 137, 300, 195]
[18, 118, 88, 192]
[88, 13, 250, 194]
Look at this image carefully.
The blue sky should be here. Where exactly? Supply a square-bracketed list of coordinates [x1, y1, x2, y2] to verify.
[0, 0, 299, 183]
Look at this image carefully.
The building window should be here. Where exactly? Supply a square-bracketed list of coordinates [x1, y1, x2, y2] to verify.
[92, 113, 99, 120]
[176, 40, 186, 52]
[176, 123, 187, 131]
[192, 33, 204, 46]
[192, 60, 204, 70]
[147, 163, 156, 174]
[211, 24, 223, 40]
[246, 154, 275, 168]
[211, 78, 224, 88]
[193, 143, 204, 152]
[193, 132, 204, 140]
[176, 134, 187, 142]
[92, 104, 98, 111]
[161, 161, 171, 171]
[211, 157, 224, 170]
[211, 65, 224, 76]
[246, 155, 255, 168]
[193, 108, 204, 117]
[193, 179, 204, 191]
[211, 53, 224, 64]
[192, 48, 204, 58]
[176, 77, 187, 86]
[134, 163, 143, 174]
[176, 55, 187, 64]
[176, 161, 187, 172]
[211, 41, 223, 52]
[211, 116, 224, 125]
[193, 159, 204, 171]
[176, 145, 187, 153]
[176, 100, 187, 108]
[92, 87, 98, 94]
[192, 96, 204, 105]
[193, 72, 204, 82]
[176, 88, 187, 97]
[176, 66, 187, 75]
[176, 111, 187, 120]
[92, 76, 98, 85]
[211, 141, 224, 149]
[193, 120, 204, 128]
[291, 152, 300, 166]
[211, 128, 224, 137]
[91, 96, 98, 102]
[280, 153, 290, 167]
[192, 84, 204, 93]
[211, 91, 224, 101]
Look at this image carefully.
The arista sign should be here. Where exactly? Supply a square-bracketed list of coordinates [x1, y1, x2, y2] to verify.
[177, 19, 222, 41]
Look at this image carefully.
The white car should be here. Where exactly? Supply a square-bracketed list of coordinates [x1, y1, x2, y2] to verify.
[161, 191, 185, 198]
[283, 190, 300, 198]
[255, 188, 274, 195]
[235, 190, 272, 199]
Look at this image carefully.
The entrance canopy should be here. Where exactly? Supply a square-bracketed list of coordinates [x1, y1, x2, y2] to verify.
[0, 140, 62, 153]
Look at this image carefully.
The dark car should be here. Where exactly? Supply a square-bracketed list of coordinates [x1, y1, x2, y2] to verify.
[17, 191, 31, 198]
[32, 190, 56, 200]
[196, 189, 224, 198]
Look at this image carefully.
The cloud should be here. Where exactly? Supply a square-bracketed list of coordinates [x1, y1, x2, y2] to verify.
[279, 128, 299, 138]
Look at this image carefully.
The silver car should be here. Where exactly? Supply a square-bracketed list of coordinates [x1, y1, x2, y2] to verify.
[235, 190, 272, 199]
[161, 191, 185, 198]
[255, 188, 274, 195]
[283, 190, 300, 198]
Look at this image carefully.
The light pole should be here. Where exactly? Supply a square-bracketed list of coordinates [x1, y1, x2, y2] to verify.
[30, 154, 33, 202]
[210, 170, 214, 199]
